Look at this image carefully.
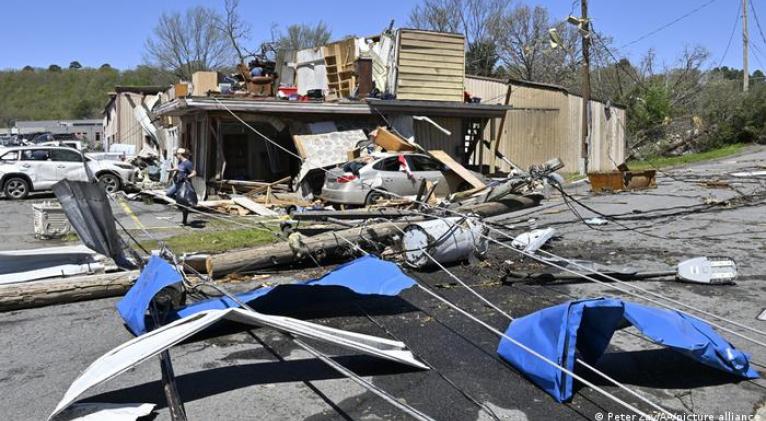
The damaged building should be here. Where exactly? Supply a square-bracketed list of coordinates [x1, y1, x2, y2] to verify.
[105, 28, 626, 199]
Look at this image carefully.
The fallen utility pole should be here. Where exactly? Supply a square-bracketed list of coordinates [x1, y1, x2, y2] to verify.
[0, 271, 137, 311]
[455, 195, 542, 218]
[291, 208, 419, 221]
[210, 221, 410, 276]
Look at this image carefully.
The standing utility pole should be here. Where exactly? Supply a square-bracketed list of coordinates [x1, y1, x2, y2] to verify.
[580, 0, 592, 174]
[743, 0, 749, 92]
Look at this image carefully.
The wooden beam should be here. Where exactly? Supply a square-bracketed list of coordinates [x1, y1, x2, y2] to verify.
[490, 82, 513, 174]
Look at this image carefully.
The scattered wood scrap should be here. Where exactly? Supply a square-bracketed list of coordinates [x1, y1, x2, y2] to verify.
[372, 127, 417, 151]
[232, 195, 279, 217]
[429, 150, 486, 189]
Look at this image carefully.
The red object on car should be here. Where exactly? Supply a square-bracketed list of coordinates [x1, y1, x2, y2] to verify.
[336, 174, 358, 183]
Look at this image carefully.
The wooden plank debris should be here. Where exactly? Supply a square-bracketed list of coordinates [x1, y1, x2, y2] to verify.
[232, 195, 279, 217]
[372, 127, 417, 151]
[429, 150, 486, 189]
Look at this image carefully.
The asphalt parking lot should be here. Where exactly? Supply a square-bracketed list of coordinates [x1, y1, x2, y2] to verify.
[1, 147, 765, 420]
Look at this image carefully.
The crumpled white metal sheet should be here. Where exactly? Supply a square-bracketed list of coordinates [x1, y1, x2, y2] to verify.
[0, 245, 105, 285]
[49, 308, 428, 420]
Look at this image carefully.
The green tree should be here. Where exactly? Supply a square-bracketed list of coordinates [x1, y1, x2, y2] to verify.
[72, 99, 95, 119]
[69, 61, 82, 69]
[48, 64, 62, 72]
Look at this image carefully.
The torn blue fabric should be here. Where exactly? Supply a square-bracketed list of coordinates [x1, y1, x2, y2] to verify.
[175, 254, 415, 318]
[497, 298, 759, 402]
[119, 255, 415, 335]
[116, 255, 183, 336]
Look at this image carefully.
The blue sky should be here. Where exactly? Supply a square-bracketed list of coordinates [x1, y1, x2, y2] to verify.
[0, 0, 763, 72]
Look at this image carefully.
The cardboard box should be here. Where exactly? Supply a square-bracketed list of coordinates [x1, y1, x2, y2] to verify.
[171, 83, 189, 99]
[192, 71, 218, 96]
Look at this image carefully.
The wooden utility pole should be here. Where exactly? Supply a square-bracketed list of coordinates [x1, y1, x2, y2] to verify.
[580, 0, 592, 174]
[743, 0, 749, 92]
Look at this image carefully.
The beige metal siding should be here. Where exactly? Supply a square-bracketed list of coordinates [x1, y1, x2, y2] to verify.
[395, 30, 465, 102]
[413, 117, 464, 158]
[117, 93, 146, 150]
[465, 76, 625, 174]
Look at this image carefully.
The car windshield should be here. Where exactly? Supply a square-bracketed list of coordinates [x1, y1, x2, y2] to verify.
[342, 160, 366, 175]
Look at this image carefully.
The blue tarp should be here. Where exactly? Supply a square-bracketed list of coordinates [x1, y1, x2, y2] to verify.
[118, 255, 416, 336]
[117, 255, 183, 336]
[497, 298, 759, 402]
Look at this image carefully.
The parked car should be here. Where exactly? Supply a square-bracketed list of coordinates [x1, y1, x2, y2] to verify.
[321, 152, 476, 206]
[39, 140, 85, 151]
[0, 146, 139, 199]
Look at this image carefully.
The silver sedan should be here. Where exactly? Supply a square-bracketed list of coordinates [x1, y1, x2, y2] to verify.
[320, 153, 457, 206]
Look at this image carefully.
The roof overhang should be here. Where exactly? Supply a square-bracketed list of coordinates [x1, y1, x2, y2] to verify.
[155, 98, 511, 119]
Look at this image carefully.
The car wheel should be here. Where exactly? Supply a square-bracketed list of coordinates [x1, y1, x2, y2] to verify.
[3, 177, 30, 200]
[98, 173, 122, 193]
[365, 190, 387, 206]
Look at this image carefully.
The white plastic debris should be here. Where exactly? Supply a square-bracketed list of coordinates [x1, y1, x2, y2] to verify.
[730, 170, 766, 177]
[511, 228, 556, 253]
[584, 217, 608, 226]
[677, 257, 737, 285]
[402, 217, 488, 268]
[53, 403, 155, 421]
[757, 308, 766, 321]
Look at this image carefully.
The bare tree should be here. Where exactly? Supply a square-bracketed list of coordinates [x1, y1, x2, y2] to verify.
[217, 0, 251, 65]
[408, 0, 509, 76]
[144, 6, 233, 80]
[271, 22, 332, 52]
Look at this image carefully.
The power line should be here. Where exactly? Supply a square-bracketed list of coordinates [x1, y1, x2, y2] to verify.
[620, 0, 720, 49]
[717, 0, 743, 68]
[211, 97, 766, 348]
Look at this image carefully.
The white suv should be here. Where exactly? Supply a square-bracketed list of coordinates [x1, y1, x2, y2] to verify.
[0, 146, 139, 199]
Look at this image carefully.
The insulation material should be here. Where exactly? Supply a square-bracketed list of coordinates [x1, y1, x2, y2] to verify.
[49, 307, 428, 420]
[403, 217, 488, 268]
[294, 130, 368, 183]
